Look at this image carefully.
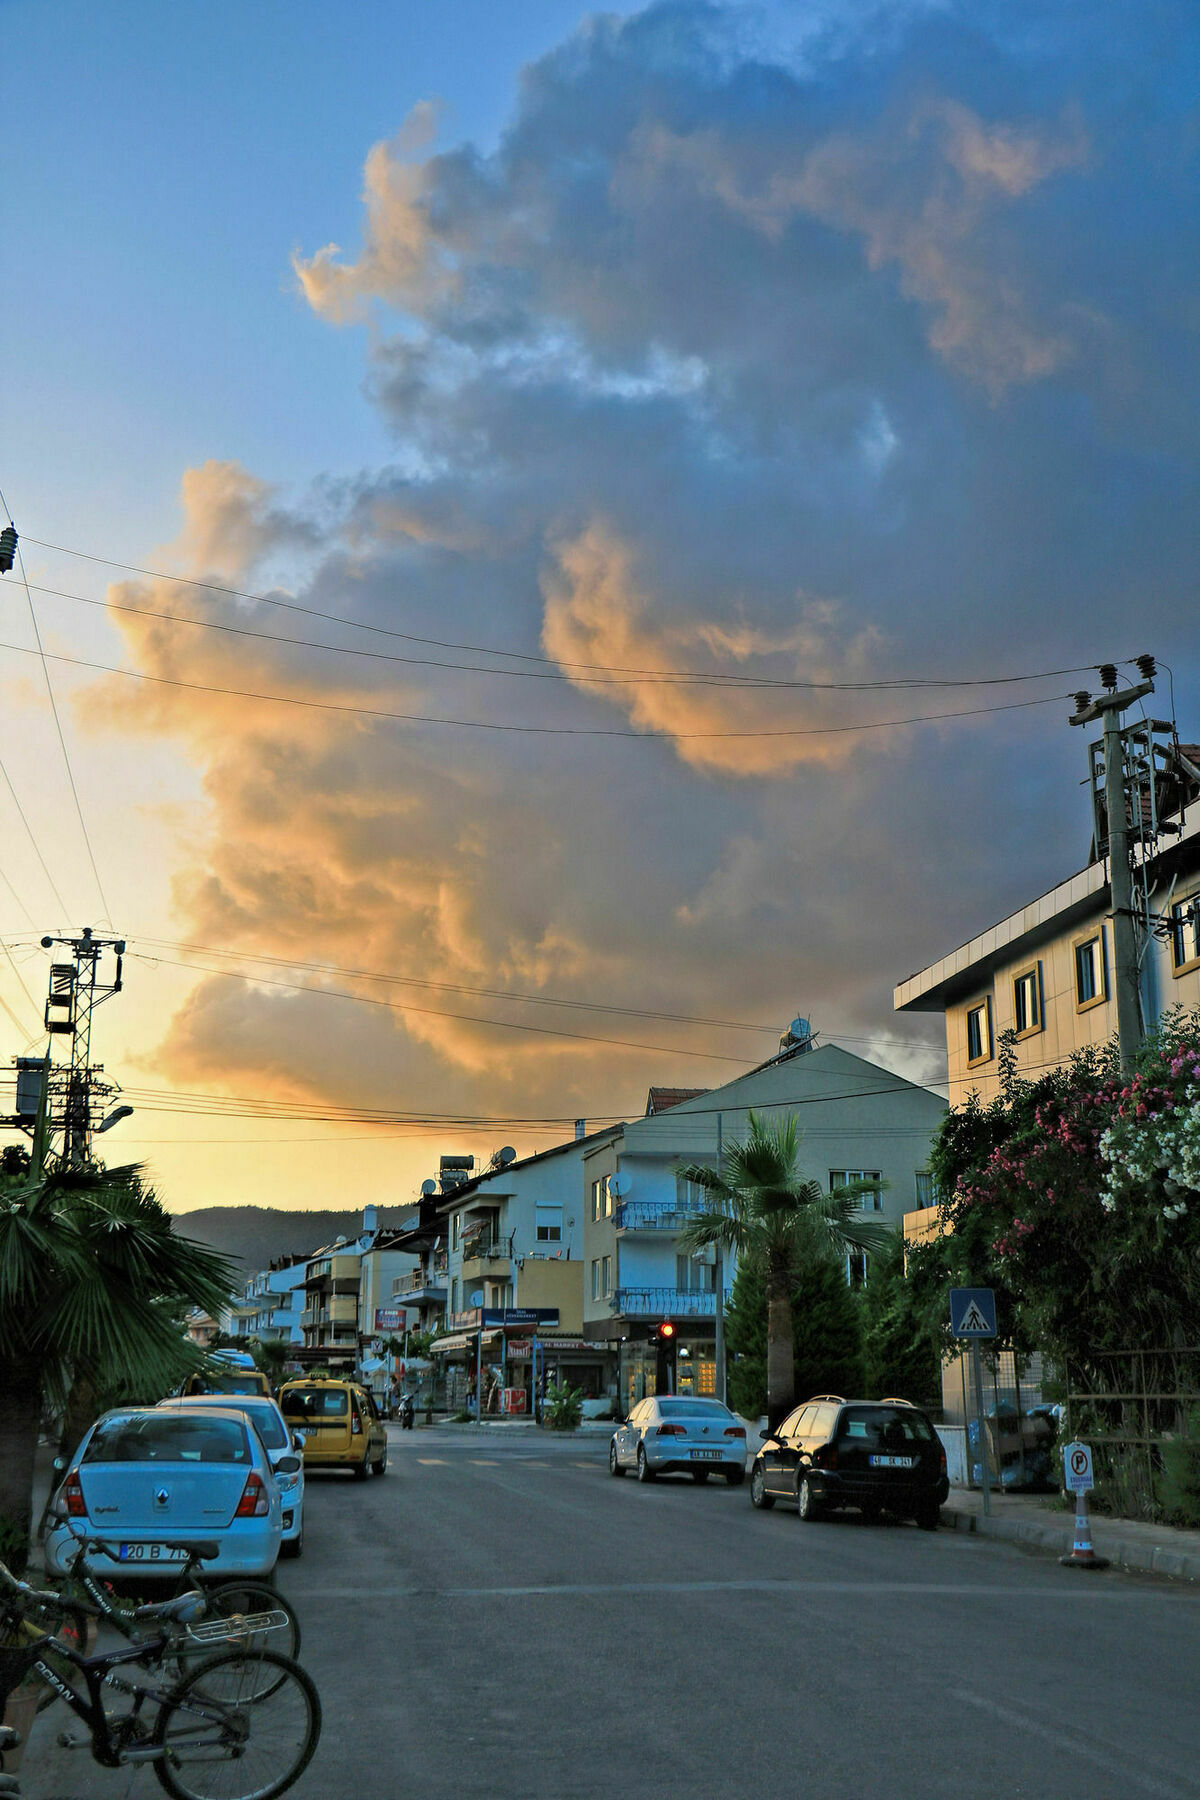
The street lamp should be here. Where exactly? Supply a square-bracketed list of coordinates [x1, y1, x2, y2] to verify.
[96, 1104, 134, 1134]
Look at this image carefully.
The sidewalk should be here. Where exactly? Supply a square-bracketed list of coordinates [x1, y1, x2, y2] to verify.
[941, 1485, 1200, 1581]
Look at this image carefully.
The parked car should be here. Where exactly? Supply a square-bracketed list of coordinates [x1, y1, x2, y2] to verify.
[43, 1406, 294, 1580]
[177, 1365, 273, 1400]
[749, 1395, 948, 1529]
[609, 1396, 747, 1483]
[277, 1378, 388, 1479]
[156, 1394, 306, 1558]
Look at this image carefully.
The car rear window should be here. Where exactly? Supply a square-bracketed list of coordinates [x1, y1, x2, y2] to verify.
[86, 1415, 250, 1465]
[280, 1387, 349, 1419]
[241, 1407, 288, 1449]
[208, 1374, 268, 1395]
[838, 1406, 935, 1445]
[658, 1400, 732, 1420]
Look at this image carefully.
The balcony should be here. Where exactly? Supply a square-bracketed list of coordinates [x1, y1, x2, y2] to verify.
[612, 1286, 717, 1318]
[462, 1247, 511, 1282]
[393, 1268, 447, 1303]
[614, 1201, 708, 1235]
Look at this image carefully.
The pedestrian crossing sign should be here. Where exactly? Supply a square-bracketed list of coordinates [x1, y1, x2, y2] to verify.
[949, 1287, 997, 1337]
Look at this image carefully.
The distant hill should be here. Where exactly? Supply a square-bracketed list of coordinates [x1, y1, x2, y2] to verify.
[168, 1206, 419, 1280]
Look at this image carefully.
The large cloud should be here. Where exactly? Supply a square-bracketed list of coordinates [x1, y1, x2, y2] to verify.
[87, 1, 1200, 1139]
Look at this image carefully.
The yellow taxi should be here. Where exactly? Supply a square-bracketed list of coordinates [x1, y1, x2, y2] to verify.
[277, 1378, 388, 1479]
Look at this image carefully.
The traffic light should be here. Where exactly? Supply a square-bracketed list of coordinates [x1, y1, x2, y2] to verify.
[653, 1320, 676, 1344]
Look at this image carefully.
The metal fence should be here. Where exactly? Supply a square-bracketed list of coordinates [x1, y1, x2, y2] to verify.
[1063, 1347, 1200, 1519]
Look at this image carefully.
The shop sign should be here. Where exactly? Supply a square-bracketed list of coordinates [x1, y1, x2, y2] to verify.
[374, 1308, 409, 1331]
[480, 1307, 560, 1331]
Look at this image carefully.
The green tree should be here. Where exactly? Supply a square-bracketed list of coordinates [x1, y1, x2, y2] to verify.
[678, 1111, 890, 1427]
[724, 1249, 865, 1418]
[0, 1159, 235, 1569]
[859, 1231, 946, 1408]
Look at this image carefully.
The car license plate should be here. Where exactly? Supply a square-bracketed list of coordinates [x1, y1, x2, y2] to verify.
[690, 1449, 722, 1461]
[868, 1455, 916, 1469]
[117, 1544, 190, 1562]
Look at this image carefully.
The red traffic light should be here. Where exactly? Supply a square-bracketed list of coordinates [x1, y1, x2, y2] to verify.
[657, 1320, 676, 1341]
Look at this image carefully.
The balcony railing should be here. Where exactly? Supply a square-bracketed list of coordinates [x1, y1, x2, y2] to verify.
[393, 1269, 447, 1298]
[614, 1201, 709, 1233]
[612, 1286, 717, 1318]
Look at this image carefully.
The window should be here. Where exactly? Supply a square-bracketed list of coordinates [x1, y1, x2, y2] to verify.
[1013, 964, 1042, 1036]
[675, 1253, 714, 1292]
[914, 1171, 939, 1209]
[451, 1215, 460, 1252]
[591, 1259, 600, 1301]
[590, 1179, 604, 1223]
[1170, 895, 1200, 974]
[674, 1174, 704, 1211]
[966, 997, 993, 1065]
[603, 1179, 614, 1219]
[602, 1254, 613, 1298]
[1074, 930, 1107, 1009]
[830, 1170, 883, 1211]
[535, 1207, 562, 1242]
[845, 1248, 870, 1289]
[450, 1278, 459, 1314]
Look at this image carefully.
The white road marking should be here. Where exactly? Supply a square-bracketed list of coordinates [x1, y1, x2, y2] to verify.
[951, 1689, 1188, 1799]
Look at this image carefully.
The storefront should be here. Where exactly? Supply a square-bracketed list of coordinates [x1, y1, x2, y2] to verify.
[618, 1336, 717, 1414]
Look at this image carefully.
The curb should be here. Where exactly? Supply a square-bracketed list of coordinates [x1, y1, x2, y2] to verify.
[939, 1504, 1200, 1583]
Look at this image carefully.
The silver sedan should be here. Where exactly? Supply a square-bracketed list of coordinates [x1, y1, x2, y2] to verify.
[609, 1396, 747, 1484]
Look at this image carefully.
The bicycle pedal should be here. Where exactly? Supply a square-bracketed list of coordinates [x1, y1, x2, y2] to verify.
[56, 1731, 85, 1749]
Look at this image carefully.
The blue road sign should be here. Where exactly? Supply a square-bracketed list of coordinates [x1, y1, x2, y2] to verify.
[949, 1287, 997, 1338]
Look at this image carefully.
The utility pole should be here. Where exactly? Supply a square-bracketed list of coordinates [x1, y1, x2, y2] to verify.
[1070, 659, 1156, 1072]
[714, 1112, 726, 1406]
[38, 927, 127, 1164]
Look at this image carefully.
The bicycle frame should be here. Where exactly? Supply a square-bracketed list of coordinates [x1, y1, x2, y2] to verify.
[27, 1630, 186, 1769]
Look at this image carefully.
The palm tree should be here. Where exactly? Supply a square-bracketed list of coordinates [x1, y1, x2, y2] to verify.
[677, 1110, 893, 1427]
[0, 1155, 236, 1569]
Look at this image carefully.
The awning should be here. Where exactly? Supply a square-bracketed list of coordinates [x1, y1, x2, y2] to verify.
[430, 1329, 502, 1356]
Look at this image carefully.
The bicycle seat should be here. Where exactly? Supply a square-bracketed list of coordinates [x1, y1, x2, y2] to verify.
[130, 1592, 206, 1626]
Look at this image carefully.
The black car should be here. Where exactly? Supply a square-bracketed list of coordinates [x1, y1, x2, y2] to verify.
[749, 1395, 948, 1529]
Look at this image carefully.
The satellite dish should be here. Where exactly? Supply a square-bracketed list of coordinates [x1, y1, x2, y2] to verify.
[420, 1179, 437, 1196]
[498, 1146, 516, 1166]
[469, 1289, 484, 1307]
[608, 1173, 628, 1198]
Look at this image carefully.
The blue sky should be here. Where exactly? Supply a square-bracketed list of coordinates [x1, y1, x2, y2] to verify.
[1, 1, 1197, 1212]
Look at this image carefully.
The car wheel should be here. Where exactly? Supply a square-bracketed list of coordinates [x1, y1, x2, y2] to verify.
[796, 1475, 823, 1521]
[353, 1454, 370, 1480]
[725, 1465, 746, 1487]
[915, 1499, 940, 1532]
[609, 1440, 626, 1478]
[749, 1464, 774, 1509]
[860, 1501, 882, 1523]
[691, 1469, 710, 1484]
[636, 1444, 656, 1483]
[371, 1446, 387, 1476]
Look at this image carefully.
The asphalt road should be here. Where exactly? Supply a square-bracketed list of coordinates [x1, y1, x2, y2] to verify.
[19, 1425, 1200, 1800]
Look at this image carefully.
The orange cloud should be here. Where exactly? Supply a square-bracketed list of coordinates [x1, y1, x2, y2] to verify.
[541, 521, 887, 776]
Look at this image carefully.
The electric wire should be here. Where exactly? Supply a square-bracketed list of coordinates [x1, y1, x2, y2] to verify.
[0, 491, 110, 922]
[23, 575, 1105, 696]
[22, 534, 1115, 690]
[0, 638, 1076, 740]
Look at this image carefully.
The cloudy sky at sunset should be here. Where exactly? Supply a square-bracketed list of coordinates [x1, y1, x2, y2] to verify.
[2, 0, 1197, 1213]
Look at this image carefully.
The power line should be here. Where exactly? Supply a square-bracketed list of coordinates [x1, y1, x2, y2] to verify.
[0, 752, 72, 919]
[0, 495, 110, 921]
[117, 934, 780, 1035]
[22, 534, 1114, 690]
[23, 575, 1104, 696]
[0, 638, 1076, 740]
[127, 950, 763, 1063]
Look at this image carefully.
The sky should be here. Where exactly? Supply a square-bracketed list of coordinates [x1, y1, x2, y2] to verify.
[1, 0, 1197, 1214]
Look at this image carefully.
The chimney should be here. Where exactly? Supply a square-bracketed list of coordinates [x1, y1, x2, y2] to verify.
[362, 1204, 378, 1237]
[574, 1118, 586, 1141]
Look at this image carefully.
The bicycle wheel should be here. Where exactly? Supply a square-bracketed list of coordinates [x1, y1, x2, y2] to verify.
[153, 1649, 320, 1800]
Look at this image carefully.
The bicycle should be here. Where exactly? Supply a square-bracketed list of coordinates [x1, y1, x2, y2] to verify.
[0, 1562, 320, 1800]
[43, 1528, 302, 1664]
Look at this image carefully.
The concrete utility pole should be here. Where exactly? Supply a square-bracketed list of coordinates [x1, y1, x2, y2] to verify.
[1070, 660, 1155, 1072]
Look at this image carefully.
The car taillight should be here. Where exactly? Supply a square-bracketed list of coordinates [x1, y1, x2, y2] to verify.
[814, 1443, 838, 1470]
[655, 1423, 686, 1437]
[235, 1474, 269, 1518]
[939, 1445, 947, 1475]
[351, 1410, 362, 1435]
[63, 1472, 87, 1518]
[724, 1427, 746, 1439]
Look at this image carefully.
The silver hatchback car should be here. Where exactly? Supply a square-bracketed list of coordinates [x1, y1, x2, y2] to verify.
[610, 1396, 747, 1484]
